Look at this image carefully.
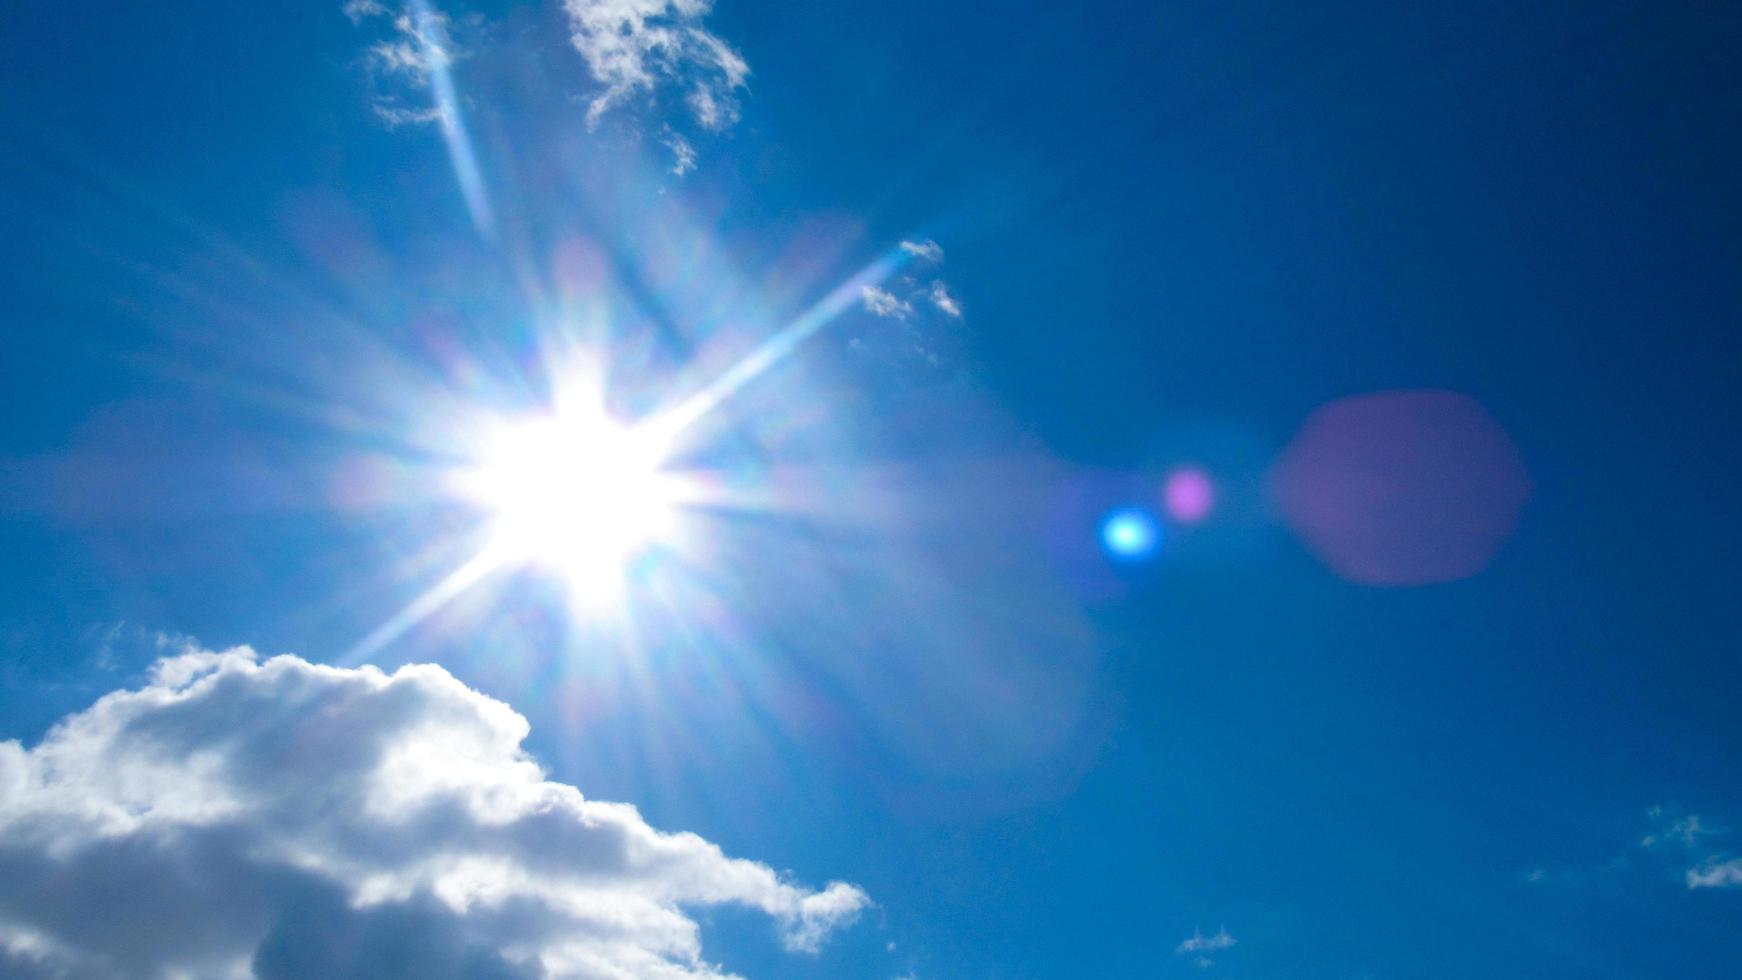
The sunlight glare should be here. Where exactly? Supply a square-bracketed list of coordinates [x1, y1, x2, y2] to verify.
[467, 409, 680, 590]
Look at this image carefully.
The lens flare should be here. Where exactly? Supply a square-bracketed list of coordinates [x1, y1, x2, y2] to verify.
[1163, 466, 1215, 523]
[1272, 389, 1530, 586]
[460, 408, 685, 592]
[1100, 507, 1161, 561]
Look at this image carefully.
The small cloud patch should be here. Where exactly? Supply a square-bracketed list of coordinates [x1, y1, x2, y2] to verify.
[899, 239, 944, 263]
[1175, 927, 1236, 970]
[861, 285, 914, 320]
[927, 280, 962, 318]
[1176, 927, 1236, 954]
[1689, 858, 1742, 889]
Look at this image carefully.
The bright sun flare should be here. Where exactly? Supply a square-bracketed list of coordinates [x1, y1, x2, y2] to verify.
[465, 409, 682, 589]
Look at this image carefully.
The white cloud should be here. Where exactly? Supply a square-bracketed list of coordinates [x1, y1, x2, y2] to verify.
[1642, 808, 1716, 850]
[374, 103, 449, 128]
[374, 7, 458, 82]
[562, 0, 750, 131]
[347, 3, 469, 127]
[370, 36, 446, 82]
[1634, 806, 1742, 894]
[1688, 858, 1742, 889]
[898, 240, 943, 263]
[0, 648, 867, 978]
[868, 242, 963, 324]
[927, 280, 961, 318]
[663, 131, 698, 176]
[861, 285, 913, 320]
[342, 0, 390, 23]
[1176, 927, 1236, 954]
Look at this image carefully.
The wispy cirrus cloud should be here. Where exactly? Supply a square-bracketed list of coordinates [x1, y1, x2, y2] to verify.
[1641, 806, 1742, 891]
[347, 2, 469, 128]
[1521, 804, 1742, 897]
[342, 0, 391, 21]
[559, 0, 750, 174]
[1641, 805, 1718, 851]
[562, 0, 750, 131]
[347, 1, 749, 175]
[0, 647, 867, 977]
[663, 129, 698, 176]
[343, 1, 494, 232]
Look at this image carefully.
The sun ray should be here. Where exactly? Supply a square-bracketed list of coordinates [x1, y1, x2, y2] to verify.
[652, 249, 908, 443]
[338, 242, 920, 661]
[410, 0, 494, 238]
[341, 547, 503, 665]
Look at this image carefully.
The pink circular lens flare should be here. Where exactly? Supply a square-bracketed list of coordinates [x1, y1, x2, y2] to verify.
[1273, 390, 1530, 586]
[1163, 467, 1215, 523]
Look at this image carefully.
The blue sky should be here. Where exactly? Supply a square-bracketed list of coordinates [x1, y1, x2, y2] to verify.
[3, 0, 1742, 976]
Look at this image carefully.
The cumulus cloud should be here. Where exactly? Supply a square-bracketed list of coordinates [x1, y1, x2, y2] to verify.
[562, 0, 750, 131]
[898, 240, 943, 264]
[1688, 858, 1742, 889]
[0, 647, 867, 978]
[861, 285, 913, 320]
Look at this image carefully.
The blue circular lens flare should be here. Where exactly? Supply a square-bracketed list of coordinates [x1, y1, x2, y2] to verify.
[1100, 507, 1161, 561]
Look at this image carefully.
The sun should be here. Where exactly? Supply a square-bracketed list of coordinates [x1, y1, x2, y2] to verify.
[461, 406, 684, 591]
